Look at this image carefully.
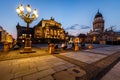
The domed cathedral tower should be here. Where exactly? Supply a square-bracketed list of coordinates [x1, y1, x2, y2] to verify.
[93, 10, 105, 32]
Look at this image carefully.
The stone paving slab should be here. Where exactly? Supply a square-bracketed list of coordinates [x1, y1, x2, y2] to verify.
[22, 68, 55, 80]
[0, 48, 48, 61]
[39, 75, 54, 80]
[101, 62, 120, 80]
[53, 67, 86, 80]
[0, 55, 78, 80]
[54, 50, 120, 80]
[84, 47, 117, 55]
[60, 51, 106, 64]
[97, 46, 120, 51]
[91, 52, 120, 80]
[96, 46, 120, 51]
[102, 46, 120, 51]
[53, 54, 101, 79]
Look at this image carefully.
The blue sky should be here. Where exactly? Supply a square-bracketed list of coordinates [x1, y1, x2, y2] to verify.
[0, 0, 120, 38]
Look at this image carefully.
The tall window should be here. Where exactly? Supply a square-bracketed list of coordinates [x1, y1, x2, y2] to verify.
[51, 29, 53, 35]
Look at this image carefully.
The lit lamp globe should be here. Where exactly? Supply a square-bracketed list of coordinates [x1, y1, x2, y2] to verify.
[33, 9, 37, 14]
[33, 9, 38, 18]
[19, 4, 24, 11]
[16, 7, 21, 14]
[16, 4, 24, 16]
[26, 5, 31, 13]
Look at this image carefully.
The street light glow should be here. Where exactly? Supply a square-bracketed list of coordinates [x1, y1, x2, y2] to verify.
[16, 7, 20, 14]
[33, 9, 38, 15]
[35, 14, 38, 18]
[19, 4, 24, 12]
[26, 5, 31, 13]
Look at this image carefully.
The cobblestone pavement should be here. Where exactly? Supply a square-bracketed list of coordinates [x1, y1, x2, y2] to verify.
[0, 45, 120, 80]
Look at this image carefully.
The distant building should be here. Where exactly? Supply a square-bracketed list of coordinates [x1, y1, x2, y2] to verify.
[93, 10, 104, 32]
[87, 10, 120, 44]
[78, 33, 87, 43]
[16, 23, 34, 43]
[0, 26, 5, 42]
[87, 10, 105, 43]
[16, 17, 67, 43]
[0, 26, 13, 43]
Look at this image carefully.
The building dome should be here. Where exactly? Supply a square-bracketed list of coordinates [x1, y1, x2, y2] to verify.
[95, 10, 103, 18]
[93, 10, 104, 32]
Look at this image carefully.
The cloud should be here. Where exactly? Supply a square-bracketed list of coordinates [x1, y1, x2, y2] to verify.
[65, 24, 91, 36]
[67, 30, 81, 36]
[65, 24, 91, 30]
[81, 25, 91, 29]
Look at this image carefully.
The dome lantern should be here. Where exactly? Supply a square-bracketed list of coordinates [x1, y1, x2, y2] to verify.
[95, 10, 103, 18]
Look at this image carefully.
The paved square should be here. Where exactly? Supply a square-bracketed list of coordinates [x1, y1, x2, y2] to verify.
[0, 45, 120, 80]
[60, 51, 107, 64]
[0, 55, 78, 80]
[101, 62, 120, 80]
[84, 46, 119, 55]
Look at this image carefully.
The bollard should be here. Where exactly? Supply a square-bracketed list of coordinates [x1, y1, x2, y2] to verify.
[49, 43, 54, 54]
[3, 42, 9, 52]
[9, 42, 13, 49]
[74, 43, 79, 51]
[88, 43, 92, 49]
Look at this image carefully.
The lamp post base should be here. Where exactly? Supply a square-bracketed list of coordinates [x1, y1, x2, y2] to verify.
[20, 37, 36, 53]
[20, 47, 36, 53]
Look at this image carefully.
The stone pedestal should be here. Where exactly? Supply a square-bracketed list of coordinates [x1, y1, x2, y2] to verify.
[88, 44, 92, 49]
[49, 43, 54, 54]
[20, 37, 36, 53]
[3, 42, 9, 52]
[74, 43, 79, 51]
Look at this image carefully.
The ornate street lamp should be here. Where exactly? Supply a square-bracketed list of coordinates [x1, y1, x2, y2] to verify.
[16, 4, 38, 53]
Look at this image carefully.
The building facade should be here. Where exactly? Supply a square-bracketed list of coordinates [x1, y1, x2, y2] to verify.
[34, 17, 66, 43]
[87, 10, 105, 43]
[87, 10, 120, 44]
[93, 10, 104, 32]
[0, 26, 13, 43]
[16, 17, 67, 43]
[86, 10, 120, 44]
